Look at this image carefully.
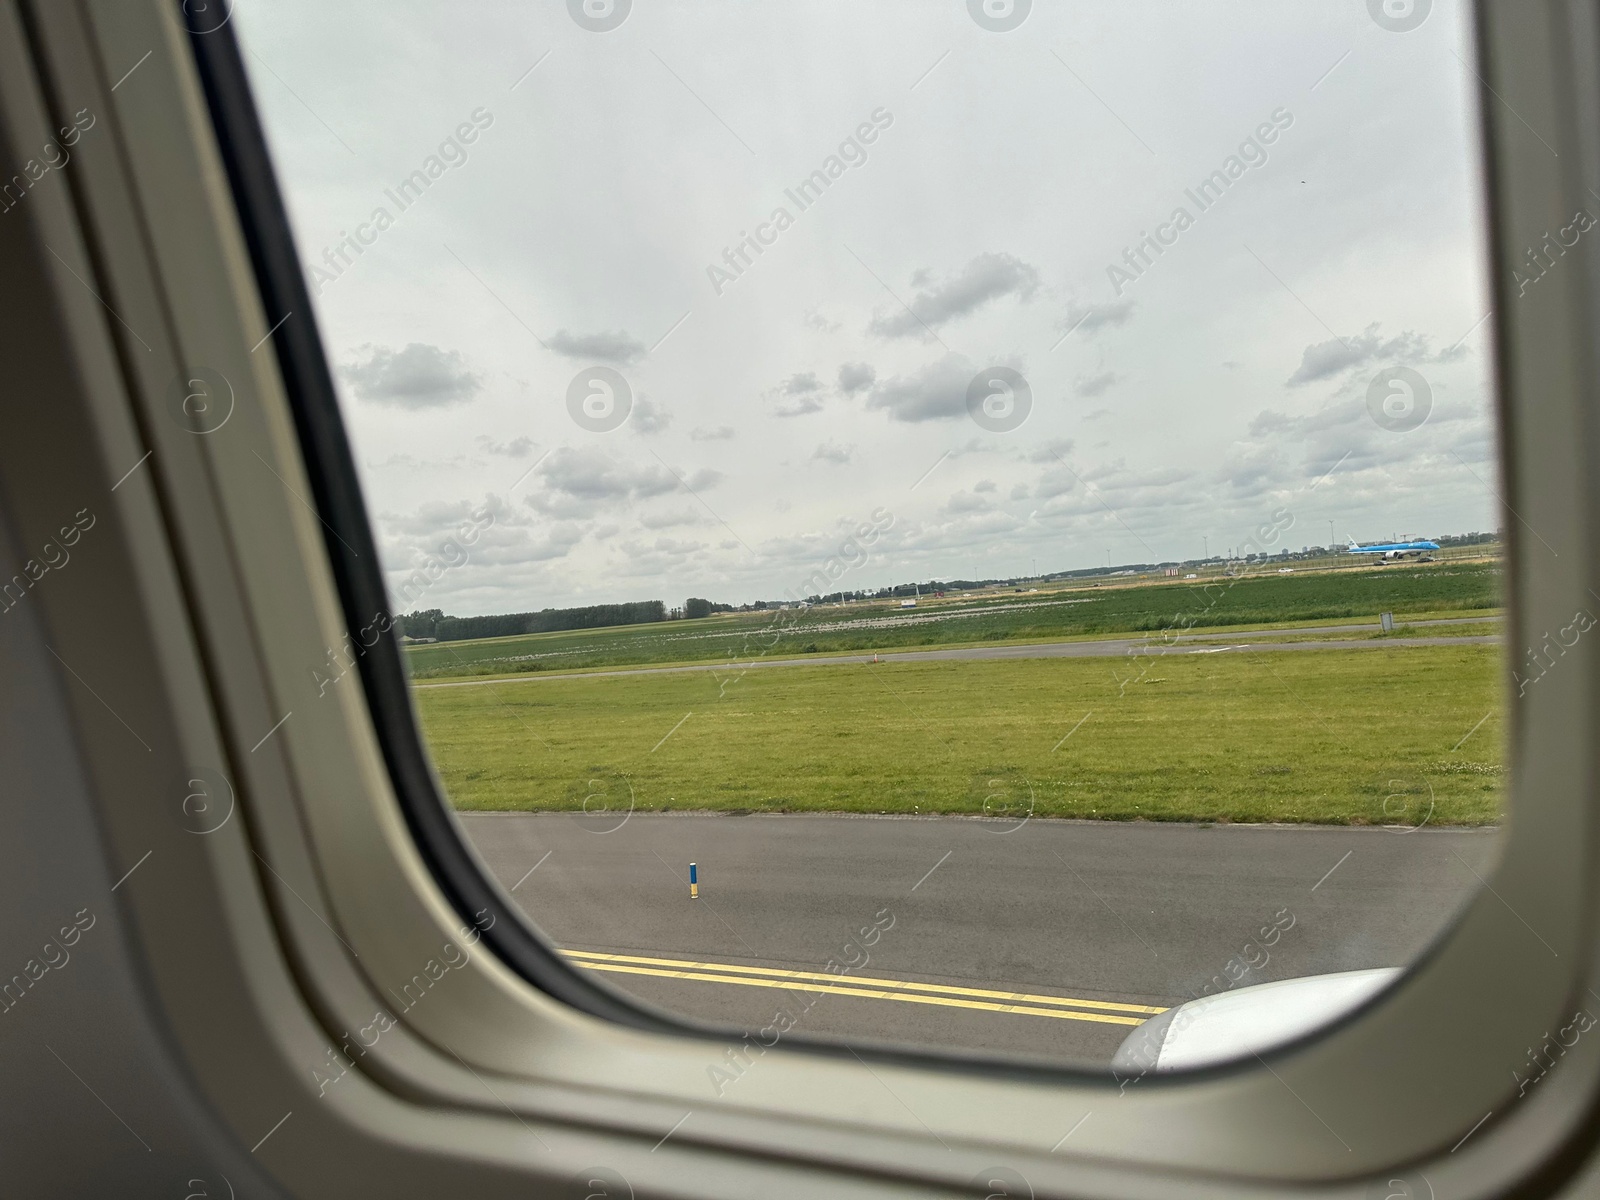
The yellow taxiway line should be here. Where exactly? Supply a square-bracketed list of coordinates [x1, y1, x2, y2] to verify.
[562, 949, 1163, 1026]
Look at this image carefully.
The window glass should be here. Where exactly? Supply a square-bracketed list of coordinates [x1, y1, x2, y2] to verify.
[237, 0, 1506, 1073]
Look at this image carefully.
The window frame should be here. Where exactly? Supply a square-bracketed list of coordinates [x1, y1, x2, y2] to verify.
[4, 0, 1599, 1195]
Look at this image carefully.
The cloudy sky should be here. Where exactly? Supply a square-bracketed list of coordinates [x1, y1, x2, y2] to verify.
[235, 0, 1500, 615]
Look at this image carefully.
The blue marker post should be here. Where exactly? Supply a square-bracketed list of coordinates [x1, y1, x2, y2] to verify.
[689, 862, 699, 899]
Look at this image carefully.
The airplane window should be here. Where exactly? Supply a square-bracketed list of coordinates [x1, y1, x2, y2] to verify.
[234, 0, 1506, 1073]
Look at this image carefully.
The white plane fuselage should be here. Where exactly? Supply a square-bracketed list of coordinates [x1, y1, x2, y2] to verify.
[1346, 538, 1440, 560]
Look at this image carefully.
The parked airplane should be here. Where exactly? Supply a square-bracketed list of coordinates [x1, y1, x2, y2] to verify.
[1346, 537, 1440, 560]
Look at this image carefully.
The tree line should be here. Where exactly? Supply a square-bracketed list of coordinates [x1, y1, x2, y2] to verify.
[396, 601, 668, 642]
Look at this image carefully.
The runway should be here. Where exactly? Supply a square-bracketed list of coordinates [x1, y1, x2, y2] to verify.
[419, 615, 1500, 690]
[459, 812, 1501, 1067]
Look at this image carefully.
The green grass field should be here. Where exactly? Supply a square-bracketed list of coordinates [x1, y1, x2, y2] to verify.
[403, 561, 1502, 681]
[415, 643, 1505, 826]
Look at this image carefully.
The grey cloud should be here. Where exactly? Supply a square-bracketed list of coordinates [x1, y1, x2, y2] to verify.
[419, 521, 584, 570]
[1031, 462, 1200, 520]
[945, 490, 989, 513]
[477, 435, 534, 458]
[366, 452, 445, 471]
[1082, 408, 1110, 422]
[1062, 298, 1134, 336]
[1286, 323, 1432, 386]
[776, 398, 824, 417]
[342, 342, 482, 408]
[617, 536, 708, 570]
[837, 362, 876, 395]
[869, 252, 1040, 339]
[548, 328, 647, 365]
[380, 495, 497, 541]
[1034, 465, 1077, 500]
[1252, 396, 1389, 443]
[759, 516, 890, 562]
[974, 478, 996, 493]
[897, 507, 1024, 555]
[690, 425, 735, 441]
[1216, 441, 1290, 497]
[864, 353, 981, 423]
[1076, 371, 1120, 398]
[647, 536, 705, 555]
[684, 468, 724, 490]
[631, 397, 672, 435]
[530, 447, 722, 516]
[639, 507, 701, 529]
[379, 493, 586, 576]
[804, 309, 842, 333]
[1023, 437, 1075, 464]
[1242, 392, 1485, 493]
[1248, 410, 1296, 437]
[542, 450, 676, 501]
[771, 371, 826, 417]
[493, 523, 586, 564]
[811, 441, 853, 465]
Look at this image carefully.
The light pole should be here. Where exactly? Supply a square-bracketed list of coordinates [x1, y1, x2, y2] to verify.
[1328, 520, 1335, 552]
[1203, 536, 1208, 560]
